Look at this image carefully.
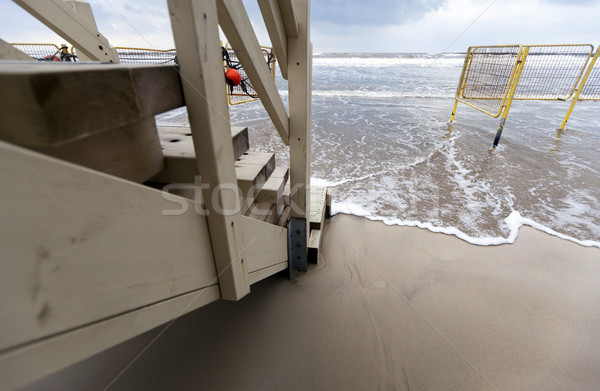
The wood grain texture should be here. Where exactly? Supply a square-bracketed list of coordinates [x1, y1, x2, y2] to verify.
[36, 117, 164, 183]
[0, 64, 183, 148]
[0, 141, 217, 352]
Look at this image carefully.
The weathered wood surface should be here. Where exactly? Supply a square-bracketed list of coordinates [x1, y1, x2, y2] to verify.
[288, 0, 311, 223]
[0, 63, 184, 148]
[168, 0, 249, 300]
[235, 152, 276, 198]
[278, 0, 299, 38]
[277, 205, 291, 227]
[308, 228, 321, 249]
[0, 285, 220, 390]
[247, 261, 287, 284]
[36, 117, 164, 183]
[0, 141, 218, 354]
[310, 186, 327, 229]
[255, 166, 288, 204]
[217, 0, 290, 144]
[152, 126, 249, 184]
[239, 216, 288, 274]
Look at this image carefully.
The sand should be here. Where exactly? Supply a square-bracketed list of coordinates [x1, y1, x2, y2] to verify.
[25, 214, 600, 391]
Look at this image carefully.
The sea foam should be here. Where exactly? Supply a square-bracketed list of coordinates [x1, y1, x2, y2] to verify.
[330, 199, 600, 249]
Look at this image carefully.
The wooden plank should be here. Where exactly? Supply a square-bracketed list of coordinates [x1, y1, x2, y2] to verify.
[0, 141, 218, 353]
[276, 205, 291, 227]
[239, 216, 288, 274]
[307, 228, 321, 263]
[231, 126, 250, 160]
[157, 126, 248, 160]
[0, 39, 35, 61]
[248, 261, 287, 285]
[14, 0, 119, 62]
[217, 0, 290, 144]
[0, 285, 221, 390]
[0, 64, 184, 148]
[288, 0, 311, 223]
[278, 0, 299, 38]
[245, 201, 278, 224]
[310, 186, 327, 229]
[168, 0, 250, 300]
[152, 151, 273, 202]
[257, 0, 289, 79]
[308, 228, 321, 249]
[326, 188, 333, 217]
[283, 182, 291, 205]
[236, 162, 270, 198]
[256, 166, 288, 203]
[35, 117, 164, 183]
[152, 125, 249, 184]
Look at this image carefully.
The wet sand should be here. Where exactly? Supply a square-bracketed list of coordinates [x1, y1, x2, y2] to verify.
[26, 214, 600, 390]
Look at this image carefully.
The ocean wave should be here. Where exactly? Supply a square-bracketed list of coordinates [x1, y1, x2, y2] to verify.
[280, 89, 453, 99]
[313, 57, 464, 68]
[331, 201, 600, 249]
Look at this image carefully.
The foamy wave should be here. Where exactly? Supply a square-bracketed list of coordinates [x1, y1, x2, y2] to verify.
[331, 201, 600, 249]
[311, 89, 452, 99]
[313, 57, 464, 68]
[280, 89, 452, 99]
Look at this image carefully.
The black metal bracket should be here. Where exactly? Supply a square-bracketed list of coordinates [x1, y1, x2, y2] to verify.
[287, 217, 307, 279]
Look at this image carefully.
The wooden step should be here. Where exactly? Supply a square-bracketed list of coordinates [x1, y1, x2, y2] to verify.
[235, 152, 275, 198]
[308, 229, 322, 249]
[0, 63, 184, 148]
[276, 206, 291, 227]
[157, 125, 249, 161]
[310, 186, 328, 230]
[283, 183, 290, 206]
[255, 166, 289, 204]
[244, 201, 279, 225]
[151, 126, 250, 183]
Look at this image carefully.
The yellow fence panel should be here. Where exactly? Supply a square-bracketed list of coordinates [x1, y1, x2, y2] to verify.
[115, 47, 177, 64]
[222, 44, 276, 105]
[10, 43, 72, 61]
[513, 44, 592, 100]
[451, 43, 597, 147]
[454, 45, 521, 118]
[579, 48, 600, 101]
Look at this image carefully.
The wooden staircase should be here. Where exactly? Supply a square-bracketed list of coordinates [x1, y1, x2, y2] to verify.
[151, 124, 327, 241]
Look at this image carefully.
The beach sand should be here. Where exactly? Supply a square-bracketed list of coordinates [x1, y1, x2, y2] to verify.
[26, 214, 600, 390]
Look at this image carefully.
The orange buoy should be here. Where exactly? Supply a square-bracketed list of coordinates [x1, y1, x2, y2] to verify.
[225, 68, 241, 86]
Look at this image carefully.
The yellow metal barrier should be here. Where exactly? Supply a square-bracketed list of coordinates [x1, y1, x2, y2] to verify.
[223, 43, 276, 105]
[451, 44, 596, 147]
[10, 43, 69, 61]
[560, 47, 600, 129]
[114, 47, 177, 64]
[451, 45, 522, 119]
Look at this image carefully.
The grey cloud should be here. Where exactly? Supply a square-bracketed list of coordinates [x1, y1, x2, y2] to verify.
[311, 0, 447, 26]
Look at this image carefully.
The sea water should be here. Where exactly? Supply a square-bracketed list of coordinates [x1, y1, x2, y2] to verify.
[157, 53, 600, 248]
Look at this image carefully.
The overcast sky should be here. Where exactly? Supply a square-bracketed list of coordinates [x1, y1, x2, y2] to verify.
[1, 0, 599, 53]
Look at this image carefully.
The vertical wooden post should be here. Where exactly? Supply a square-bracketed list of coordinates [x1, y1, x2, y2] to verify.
[167, 0, 250, 300]
[288, 0, 311, 230]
